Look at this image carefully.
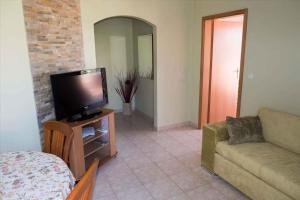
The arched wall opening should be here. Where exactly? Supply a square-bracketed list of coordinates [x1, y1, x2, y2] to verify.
[93, 16, 157, 126]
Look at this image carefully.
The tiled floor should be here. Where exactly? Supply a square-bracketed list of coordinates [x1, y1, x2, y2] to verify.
[93, 112, 249, 200]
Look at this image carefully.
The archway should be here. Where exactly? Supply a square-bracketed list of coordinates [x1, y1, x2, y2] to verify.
[93, 16, 157, 127]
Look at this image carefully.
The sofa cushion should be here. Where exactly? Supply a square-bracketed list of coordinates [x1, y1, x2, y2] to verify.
[216, 141, 300, 199]
[258, 108, 300, 155]
[226, 116, 265, 145]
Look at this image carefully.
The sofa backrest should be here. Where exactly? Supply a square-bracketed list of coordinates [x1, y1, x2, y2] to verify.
[258, 108, 300, 155]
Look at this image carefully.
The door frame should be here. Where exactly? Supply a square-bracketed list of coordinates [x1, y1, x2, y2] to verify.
[198, 9, 248, 128]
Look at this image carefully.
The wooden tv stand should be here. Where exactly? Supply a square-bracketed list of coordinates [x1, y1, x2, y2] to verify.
[62, 108, 117, 180]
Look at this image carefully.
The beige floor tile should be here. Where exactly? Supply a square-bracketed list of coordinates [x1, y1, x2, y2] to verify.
[91, 112, 249, 200]
[210, 178, 250, 200]
[156, 138, 181, 149]
[136, 142, 165, 153]
[166, 145, 195, 157]
[156, 158, 190, 176]
[170, 133, 198, 144]
[192, 167, 220, 182]
[100, 161, 132, 177]
[176, 152, 201, 170]
[93, 194, 118, 200]
[117, 145, 144, 159]
[169, 170, 209, 191]
[115, 186, 154, 200]
[187, 184, 227, 200]
[144, 178, 184, 200]
[165, 192, 190, 200]
[123, 154, 153, 170]
[107, 172, 141, 193]
[133, 163, 168, 184]
[145, 150, 176, 162]
[149, 132, 173, 142]
[93, 181, 114, 198]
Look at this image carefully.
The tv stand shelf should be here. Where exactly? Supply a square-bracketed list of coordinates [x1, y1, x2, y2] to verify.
[84, 141, 107, 158]
[83, 131, 106, 145]
[63, 108, 117, 180]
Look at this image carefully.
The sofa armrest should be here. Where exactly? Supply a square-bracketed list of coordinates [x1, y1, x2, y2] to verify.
[201, 122, 229, 172]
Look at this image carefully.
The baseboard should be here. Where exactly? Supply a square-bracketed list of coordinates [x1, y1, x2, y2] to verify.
[113, 108, 199, 132]
[155, 121, 195, 131]
[190, 122, 198, 129]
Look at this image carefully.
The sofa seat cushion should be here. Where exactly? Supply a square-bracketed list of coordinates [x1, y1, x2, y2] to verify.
[216, 141, 300, 199]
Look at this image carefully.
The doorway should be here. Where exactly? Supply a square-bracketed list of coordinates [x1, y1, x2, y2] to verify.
[198, 9, 248, 128]
[94, 17, 156, 125]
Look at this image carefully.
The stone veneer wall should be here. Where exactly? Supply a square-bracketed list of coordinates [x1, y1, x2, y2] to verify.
[22, 0, 84, 141]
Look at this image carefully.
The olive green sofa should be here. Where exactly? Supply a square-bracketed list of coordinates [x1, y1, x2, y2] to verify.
[201, 108, 300, 200]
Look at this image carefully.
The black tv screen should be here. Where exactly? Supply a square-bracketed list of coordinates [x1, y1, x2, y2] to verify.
[50, 69, 108, 120]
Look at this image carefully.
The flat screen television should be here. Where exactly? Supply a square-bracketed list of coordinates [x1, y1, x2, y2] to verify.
[50, 68, 108, 121]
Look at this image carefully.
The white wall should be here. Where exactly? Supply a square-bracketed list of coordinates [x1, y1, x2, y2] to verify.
[188, 0, 300, 125]
[132, 20, 153, 68]
[0, 0, 41, 152]
[94, 18, 134, 111]
[135, 78, 154, 119]
[80, 0, 193, 128]
[132, 20, 154, 119]
[2, 0, 296, 142]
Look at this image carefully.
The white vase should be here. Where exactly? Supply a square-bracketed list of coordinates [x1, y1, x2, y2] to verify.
[123, 103, 132, 115]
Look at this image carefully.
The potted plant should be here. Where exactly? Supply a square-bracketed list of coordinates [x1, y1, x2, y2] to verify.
[115, 70, 139, 115]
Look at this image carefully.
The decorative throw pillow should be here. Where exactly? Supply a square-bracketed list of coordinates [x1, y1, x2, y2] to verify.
[226, 116, 265, 145]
